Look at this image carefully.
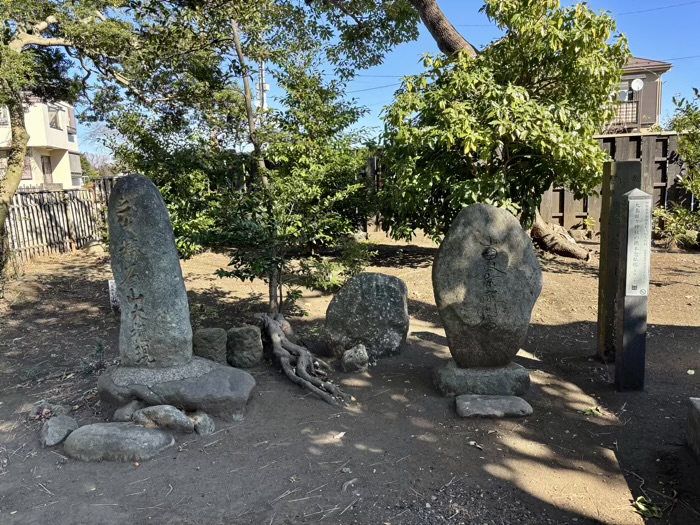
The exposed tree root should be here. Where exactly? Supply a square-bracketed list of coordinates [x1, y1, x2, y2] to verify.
[530, 210, 591, 261]
[258, 313, 348, 407]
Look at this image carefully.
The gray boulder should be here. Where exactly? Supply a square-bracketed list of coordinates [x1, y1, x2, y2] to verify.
[133, 405, 194, 433]
[113, 400, 147, 422]
[341, 344, 369, 372]
[190, 411, 215, 436]
[193, 328, 228, 364]
[40, 415, 78, 447]
[108, 174, 192, 368]
[455, 395, 533, 418]
[433, 204, 542, 368]
[227, 325, 263, 368]
[64, 423, 174, 462]
[98, 357, 256, 421]
[323, 273, 409, 359]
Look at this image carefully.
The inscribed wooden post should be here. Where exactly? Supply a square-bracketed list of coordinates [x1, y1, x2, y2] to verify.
[615, 189, 652, 391]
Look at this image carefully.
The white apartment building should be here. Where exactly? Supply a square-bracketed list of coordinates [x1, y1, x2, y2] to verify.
[0, 100, 83, 189]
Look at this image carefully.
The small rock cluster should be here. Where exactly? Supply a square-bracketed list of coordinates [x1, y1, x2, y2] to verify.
[192, 325, 263, 368]
[34, 399, 216, 462]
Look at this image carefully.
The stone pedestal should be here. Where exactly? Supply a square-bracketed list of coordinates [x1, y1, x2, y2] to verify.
[433, 360, 530, 397]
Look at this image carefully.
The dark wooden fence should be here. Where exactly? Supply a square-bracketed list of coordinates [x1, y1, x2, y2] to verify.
[539, 132, 682, 231]
[6, 176, 122, 262]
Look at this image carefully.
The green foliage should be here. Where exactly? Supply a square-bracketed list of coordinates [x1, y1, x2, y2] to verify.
[632, 496, 663, 519]
[299, 241, 376, 293]
[380, 0, 629, 240]
[80, 339, 106, 376]
[655, 88, 700, 249]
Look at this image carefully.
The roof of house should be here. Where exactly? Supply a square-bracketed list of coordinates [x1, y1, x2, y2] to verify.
[623, 57, 672, 73]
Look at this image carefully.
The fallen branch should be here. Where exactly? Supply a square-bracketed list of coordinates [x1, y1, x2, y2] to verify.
[258, 313, 348, 406]
[530, 210, 591, 261]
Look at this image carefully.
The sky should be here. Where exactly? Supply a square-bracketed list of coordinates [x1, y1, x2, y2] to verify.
[79, 0, 700, 155]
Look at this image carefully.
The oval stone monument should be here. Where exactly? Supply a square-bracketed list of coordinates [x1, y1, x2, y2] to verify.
[433, 204, 542, 368]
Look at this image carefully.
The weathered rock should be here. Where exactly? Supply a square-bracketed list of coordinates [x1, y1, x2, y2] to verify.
[341, 344, 369, 372]
[40, 415, 78, 447]
[31, 400, 70, 419]
[455, 395, 533, 418]
[83, 241, 107, 254]
[133, 405, 194, 433]
[323, 273, 409, 359]
[434, 361, 530, 397]
[190, 411, 215, 436]
[193, 328, 228, 364]
[98, 357, 256, 421]
[113, 400, 147, 422]
[227, 325, 263, 368]
[64, 423, 174, 462]
[433, 204, 542, 367]
[108, 174, 192, 368]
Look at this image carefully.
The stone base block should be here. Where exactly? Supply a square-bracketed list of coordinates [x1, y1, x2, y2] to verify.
[98, 357, 255, 421]
[64, 423, 174, 462]
[689, 398, 700, 459]
[434, 360, 530, 397]
[455, 394, 532, 418]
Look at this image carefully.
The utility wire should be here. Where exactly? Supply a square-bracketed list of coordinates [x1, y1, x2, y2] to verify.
[346, 82, 401, 94]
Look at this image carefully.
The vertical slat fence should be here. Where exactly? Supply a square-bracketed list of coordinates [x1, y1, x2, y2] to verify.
[6, 176, 122, 263]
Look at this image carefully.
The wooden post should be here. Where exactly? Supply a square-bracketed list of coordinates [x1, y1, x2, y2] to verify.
[615, 189, 652, 391]
[597, 161, 643, 361]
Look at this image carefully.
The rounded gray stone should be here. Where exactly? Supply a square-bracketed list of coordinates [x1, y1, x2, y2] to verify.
[341, 344, 369, 372]
[40, 415, 78, 447]
[64, 423, 175, 462]
[455, 395, 533, 418]
[433, 204, 542, 367]
[433, 361, 530, 397]
[226, 325, 263, 368]
[97, 357, 256, 421]
[190, 411, 215, 436]
[113, 400, 147, 422]
[133, 405, 194, 433]
[193, 328, 228, 364]
[323, 273, 409, 359]
[108, 174, 192, 368]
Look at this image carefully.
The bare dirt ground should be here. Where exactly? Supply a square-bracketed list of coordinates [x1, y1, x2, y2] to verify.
[0, 233, 699, 525]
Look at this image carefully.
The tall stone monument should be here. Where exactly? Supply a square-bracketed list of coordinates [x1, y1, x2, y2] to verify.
[98, 175, 255, 420]
[432, 204, 542, 416]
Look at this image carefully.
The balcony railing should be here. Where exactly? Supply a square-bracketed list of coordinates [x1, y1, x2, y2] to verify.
[612, 100, 639, 126]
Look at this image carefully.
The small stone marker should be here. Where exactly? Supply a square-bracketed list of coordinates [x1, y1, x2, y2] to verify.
[108, 279, 120, 313]
[614, 189, 652, 391]
[64, 423, 175, 462]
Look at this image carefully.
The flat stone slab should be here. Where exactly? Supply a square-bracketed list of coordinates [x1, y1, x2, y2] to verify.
[98, 357, 255, 420]
[434, 360, 530, 397]
[64, 423, 174, 462]
[689, 398, 700, 459]
[456, 395, 533, 418]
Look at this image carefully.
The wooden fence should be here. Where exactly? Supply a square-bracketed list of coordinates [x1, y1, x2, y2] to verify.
[539, 132, 682, 231]
[6, 176, 122, 262]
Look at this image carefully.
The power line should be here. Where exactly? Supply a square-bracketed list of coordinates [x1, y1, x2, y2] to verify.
[346, 83, 401, 94]
[662, 54, 700, 61]
[616, 1, 700, 15]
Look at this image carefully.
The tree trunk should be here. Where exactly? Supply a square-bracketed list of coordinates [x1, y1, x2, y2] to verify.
[408, 1, 590, 260]
[231, 19, 268, 187]
[0, 96, 30, 279]
[530, 210, 591, 261]
[408, 0, 478, 57]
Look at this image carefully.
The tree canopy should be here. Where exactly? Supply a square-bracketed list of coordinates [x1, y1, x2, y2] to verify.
[380, 0, 629, 240]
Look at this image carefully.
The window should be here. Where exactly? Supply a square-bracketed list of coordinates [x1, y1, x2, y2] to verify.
[0, 151, 7, 179]
[22, 154, 32, 180]
[48, 106, 62, 130]
[0, 107, 8, 126]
